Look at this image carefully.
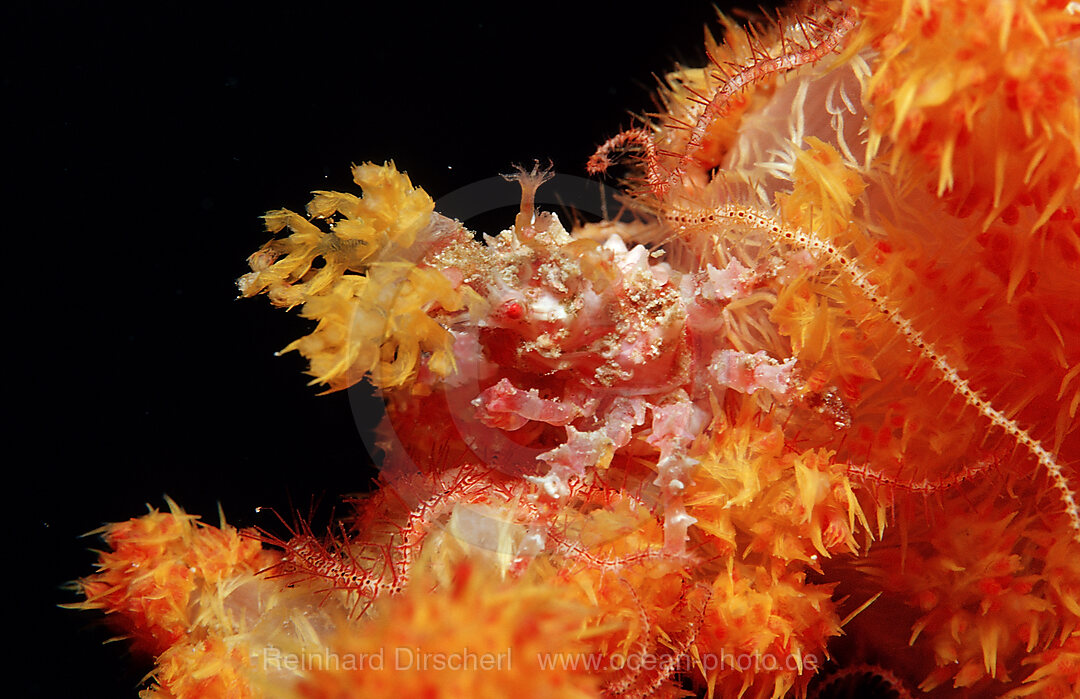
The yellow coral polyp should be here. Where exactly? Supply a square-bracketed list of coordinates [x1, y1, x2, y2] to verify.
[240, 162, 482, 390]
[239, 160, 435, 305]
[284, 262, 479, 390]
[696, 562, 842, 699]
[781, 137, 866, 238]
[688, 415, 868, 566]
[147, 635, 259, 699]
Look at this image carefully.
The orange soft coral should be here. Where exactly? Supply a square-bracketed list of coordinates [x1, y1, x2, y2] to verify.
[292, 561, 600, 699]
[77, 2, 1080, 698]
[74, 498, 272, 657]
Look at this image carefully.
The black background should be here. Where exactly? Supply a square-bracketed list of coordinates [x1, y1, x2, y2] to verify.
[9, 2, 773, 696]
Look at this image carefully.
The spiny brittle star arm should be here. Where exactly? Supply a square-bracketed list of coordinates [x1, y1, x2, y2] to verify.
[667, 7, 859, 191]
[664, 203, 1080, 544]
[587, 7, 860, 201]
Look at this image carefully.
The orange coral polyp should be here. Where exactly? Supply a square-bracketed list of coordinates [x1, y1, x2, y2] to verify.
[74, 500, 272, 659]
